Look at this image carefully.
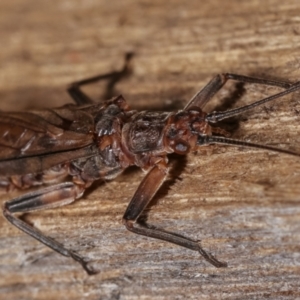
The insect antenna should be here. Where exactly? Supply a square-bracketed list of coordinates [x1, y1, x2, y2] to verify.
[206, 81, 300, 123]
[198, 135, 300, 157]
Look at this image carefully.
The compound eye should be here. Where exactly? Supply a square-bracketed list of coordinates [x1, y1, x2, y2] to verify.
[174, 140, 190, 154]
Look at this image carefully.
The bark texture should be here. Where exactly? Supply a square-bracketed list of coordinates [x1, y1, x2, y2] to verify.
[0, 1, 300, 299]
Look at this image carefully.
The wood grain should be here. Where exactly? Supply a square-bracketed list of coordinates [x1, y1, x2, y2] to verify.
[0, 0, 300, 299]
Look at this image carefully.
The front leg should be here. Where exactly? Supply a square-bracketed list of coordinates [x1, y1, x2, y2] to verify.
[123, 161, 227, 268]
[3, 182, 96, 275]
[185, 73, 294, 111]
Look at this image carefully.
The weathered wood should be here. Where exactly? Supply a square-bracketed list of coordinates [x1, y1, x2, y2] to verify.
[1, 0, 300, 299]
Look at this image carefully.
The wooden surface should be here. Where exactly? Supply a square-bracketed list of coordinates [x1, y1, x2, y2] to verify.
[1, 1, 300, 299]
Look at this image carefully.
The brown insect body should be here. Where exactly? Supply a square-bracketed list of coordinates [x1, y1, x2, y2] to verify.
[2, 60, 300, 274]
[0, 96, 210, 190]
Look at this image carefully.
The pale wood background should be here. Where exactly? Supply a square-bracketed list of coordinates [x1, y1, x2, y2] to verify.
[1, 1, 300, 299]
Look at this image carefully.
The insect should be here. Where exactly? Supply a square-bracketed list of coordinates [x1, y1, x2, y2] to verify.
[1, 55, 300, 275]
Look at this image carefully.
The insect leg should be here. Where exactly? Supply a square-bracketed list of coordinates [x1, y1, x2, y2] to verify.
[3, 182, 96, 274]
[185, 73, 294, 110]
[123, 162, 227, 268]
[67, 52, 134, 105]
